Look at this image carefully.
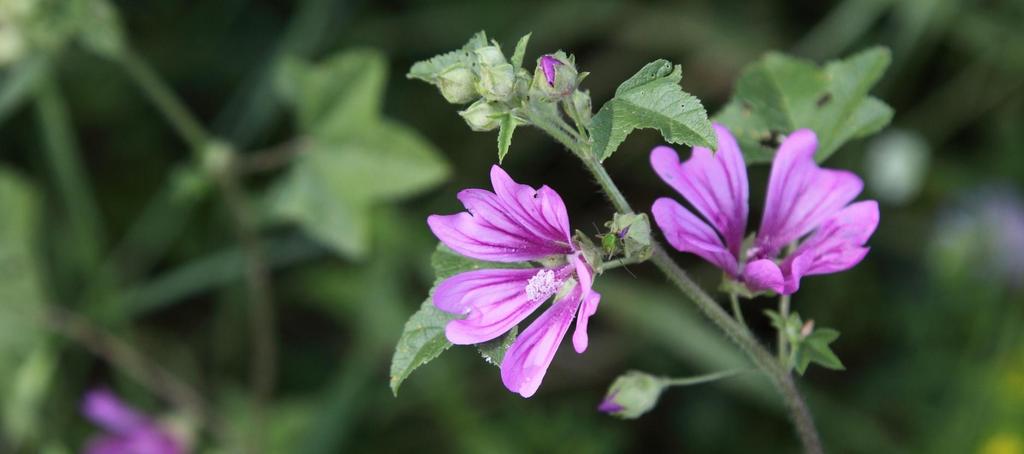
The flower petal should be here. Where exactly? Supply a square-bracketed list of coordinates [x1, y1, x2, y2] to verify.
[756, 129, 863, 257]
[572, 290, 601, 353]
[501, 285, 583, 398]
[437, 267, 567, 345]
[743, 259, 785, 294]
[489, 165, 572, 246]
[82, 388, 148, 435]
[780, 201, 879, 294]
[651, 197, 739, 275]
[650, 124, 749, 255]
[427, 166, 574, 262]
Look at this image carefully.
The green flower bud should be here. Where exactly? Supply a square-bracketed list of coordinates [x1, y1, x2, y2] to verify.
[598, 371, 666, 419]
[437, 64, 478, 104]
[458, 99, 506, 132]
[571, 89, 593, 125]
[477, 62, 515, 102]
[531, 52, 578, 100]
[474, 45, 506, 67]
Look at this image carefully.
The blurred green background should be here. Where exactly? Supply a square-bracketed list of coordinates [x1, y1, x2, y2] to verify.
[1, 0, 1023, 452]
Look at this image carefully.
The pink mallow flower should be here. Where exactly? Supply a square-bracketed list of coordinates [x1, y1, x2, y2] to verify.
[428, 165, 600, 397]
[81, 388, 184, 454]
[650, 123, 879, 295]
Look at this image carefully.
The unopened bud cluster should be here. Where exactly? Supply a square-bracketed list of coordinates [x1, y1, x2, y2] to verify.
[409, 32, 591, 135]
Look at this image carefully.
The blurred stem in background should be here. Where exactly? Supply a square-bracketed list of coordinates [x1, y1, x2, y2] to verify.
[524, 105, 824, 453]
[107, 44, 281, 451]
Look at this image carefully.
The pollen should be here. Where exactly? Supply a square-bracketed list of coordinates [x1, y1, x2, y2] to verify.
[525, 269, 560, 301]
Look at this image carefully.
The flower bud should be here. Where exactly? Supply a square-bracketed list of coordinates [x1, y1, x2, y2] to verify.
[571, 89, 593, 125]
[437, 64, 478, 104]
[531, 52, 578, 100]
[598, 371, 665, 419]
[458, 99, 506, 132]
[474, 45, 506, 67]
[477, 62, 515, 102]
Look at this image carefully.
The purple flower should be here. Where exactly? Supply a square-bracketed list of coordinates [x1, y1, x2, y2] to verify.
[540, 55, 560, 86]
[650, 124, 879, 295]
[428, 165, 600, 397]
[81, 388, 184, 454]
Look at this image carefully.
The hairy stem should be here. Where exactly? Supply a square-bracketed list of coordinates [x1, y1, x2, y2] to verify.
[528, 109, 823, 452]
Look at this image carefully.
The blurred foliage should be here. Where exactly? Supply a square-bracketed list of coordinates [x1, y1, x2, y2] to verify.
[0, 0, 1021, 453]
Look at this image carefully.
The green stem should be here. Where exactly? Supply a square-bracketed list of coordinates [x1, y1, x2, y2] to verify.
[118, 49, 209, 155]
[528, 110, 822, 453]
[598, 256, 646, 273]
[730, 292, 747, 329]
[778, 293, 792, 363]
[662, 369, 748, 387]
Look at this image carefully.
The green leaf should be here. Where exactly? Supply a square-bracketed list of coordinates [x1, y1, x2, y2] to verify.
[590, 60, 715, 161]
[794, 328, 845, 375]
[389, 298, 456, 396]
[269, 120, 448, 259]
[715, 47, 892, 164]
[477, 327, 516, 367]
[497, 114, 516, 163]
[0, 168, 47, 445]
[510, 33, 531, 69]
[277, 49, 388, 138]
[407, 31, 489, 83]
[431, 244, 528, 281]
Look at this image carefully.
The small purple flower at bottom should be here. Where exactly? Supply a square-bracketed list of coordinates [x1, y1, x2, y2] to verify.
[650, 123, 879, 295]
[81, 388, 184, 454]
[428, 165, 600, 398]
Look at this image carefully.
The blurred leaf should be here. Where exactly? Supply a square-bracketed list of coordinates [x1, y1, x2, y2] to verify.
[3, 343, 56, 447]
[497, 114, 516, 163]
[271, 49, 449, 258]
[590, 59, 715, 161]
[431, 243, 528, 281]
[794, 328, 845, 375]
[407, 31, 489, 83]
[477, 327, 516, 367]
[0, 168, 46, 445]
[389, 298, 456, 396]
[715, 47, 893, 163]
[73, 0, 125, 58]
[277, 49, 387, 138]
[0, 56, 48, 124]
[510, 33, 531, 69]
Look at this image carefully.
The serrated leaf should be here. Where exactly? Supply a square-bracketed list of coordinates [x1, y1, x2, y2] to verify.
[269, 121, 449, 258]
[590, 60, 715, 161]
[510, 33, 531, 69]
[431, 244, 529, 281]
[715, 47, 892, 164]
[497, 114, 516, 163]
[794, 328, 845, 375]
[407, 31, 489, 83]
[389, 298, 457, 396]
[276, 49, 388, 138]
[477, 327, 516, 367]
